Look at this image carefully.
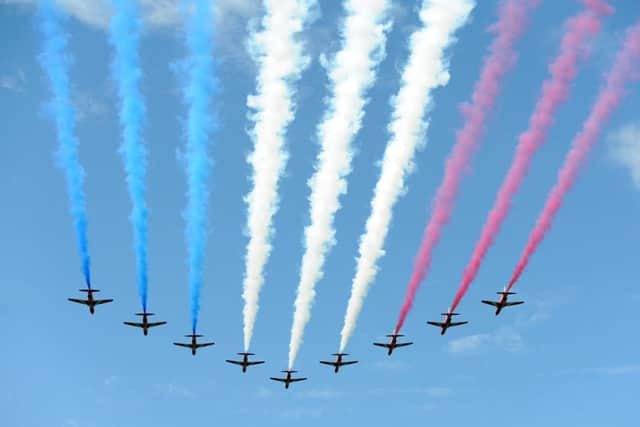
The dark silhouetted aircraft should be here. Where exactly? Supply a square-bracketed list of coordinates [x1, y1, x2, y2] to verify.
[173, 334, 215, 356]
[68, 289, 113, 315]
[226, 352, 265, 373]
[373, 333, 413, 356]
[427, 310, 468, 335]
[320, 353, 358, 373]
[270, 370, 307, 389]
[481, 290, 524, 315]
[123, 311, 167, 336]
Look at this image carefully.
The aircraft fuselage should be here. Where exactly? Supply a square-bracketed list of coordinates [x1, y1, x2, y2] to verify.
[86, 291, 96, 314]
[440, 316, 454, 335]
[240, 355, 249, 373]
[387, 339, 397, 355]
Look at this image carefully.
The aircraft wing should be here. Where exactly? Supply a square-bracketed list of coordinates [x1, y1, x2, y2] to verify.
[290, 378, 307, 382]
[226, 360, 244, 366]
[341, 361, 358, 366]
[94, 299, 113, 305]
[247, 361, 265, 366]
[270, 377, 286, 383]
[195, 342, 215, 349]
[449, 321, 468, 327]
[504, 301, 524, 307]
[148, 321, 167, 328]
[68, 298, 89, 306]
[481, 300, 499, 307]
[124, 322, 144, 328]
[394, 342, 413, 348]
[320, 361, 337, 366]
[427, 321, 445, 327]
[373, 343, 391, 348]
[173, 343, 191, 348]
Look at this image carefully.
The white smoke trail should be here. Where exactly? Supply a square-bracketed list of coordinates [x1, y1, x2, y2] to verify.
[339, 0, 475, 352]
[288, 0, 392, 369]
[242, 0, 313, 352]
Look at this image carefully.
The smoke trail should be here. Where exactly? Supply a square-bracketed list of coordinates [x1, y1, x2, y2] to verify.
[450, 0, 612, 313]
[241, 0, 313, 353]
[38, 0, 92, 288]
[288, 0, 391, 369]
[395, 0, 541, 333]
[507, 20, 640, 291]
[109, 0, 149, 312]
[181, 0, 216, 334]
[339, 0, 475, 353]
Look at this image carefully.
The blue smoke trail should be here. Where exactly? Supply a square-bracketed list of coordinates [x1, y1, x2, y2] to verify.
[182, 0, 216, 334]
[109, 0, 148, 312]
[38, 0, 92, 288]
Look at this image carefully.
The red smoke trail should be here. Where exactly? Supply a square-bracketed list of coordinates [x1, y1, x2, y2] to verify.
[507, 20, 640, 292]
[394, 0, 540, 334]
[450, 0, 613, 313]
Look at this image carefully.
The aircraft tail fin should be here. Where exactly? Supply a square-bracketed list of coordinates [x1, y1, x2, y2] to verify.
[386, 334, 404, 337]
[136, 312, 155, 316]
[441, 312, 460, 316]
[79, 289, 99, 293]
[497, 291, 516, 295]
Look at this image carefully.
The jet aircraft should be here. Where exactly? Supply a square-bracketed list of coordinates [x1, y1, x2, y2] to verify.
[123, 311, 167, 336]
[320, 353, 358, 373]
[373, 333, 413, 356]
[173, 334, 215, 356]
[427, 310, 468, 335]
[68, 289, 113, 315]
[481, 290, 524, 315]
[270, 370, 307, 389]
[225, 352, 265, 373]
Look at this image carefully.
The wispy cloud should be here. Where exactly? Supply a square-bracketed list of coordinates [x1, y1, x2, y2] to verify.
[255, 386, 273, 399]
[279, 407, 323, 420]
[103, 375, 119, 387]
[2, 0, 258, 30]
[448, 328, 524, 354]
[421, 387, 452, 398]
[594, 365, 640, 375]
[420, 402, 440, 411]
[560, 364, 640, 376]
[296, 388, 345, 400]
[155, 383, 197, 399]
[368, 386, 452, 397]
[526, 302, 551, 324]
[449, 333, 491, 353]
[517, 285, 577, 326]
[0, 67, 26, 92]
[73, 91, 107, 121]
[609, 122, 640, 188]
[372, 358, 410, 371]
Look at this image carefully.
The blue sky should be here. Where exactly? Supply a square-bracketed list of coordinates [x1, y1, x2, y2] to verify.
[1, 1, 639, 426]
